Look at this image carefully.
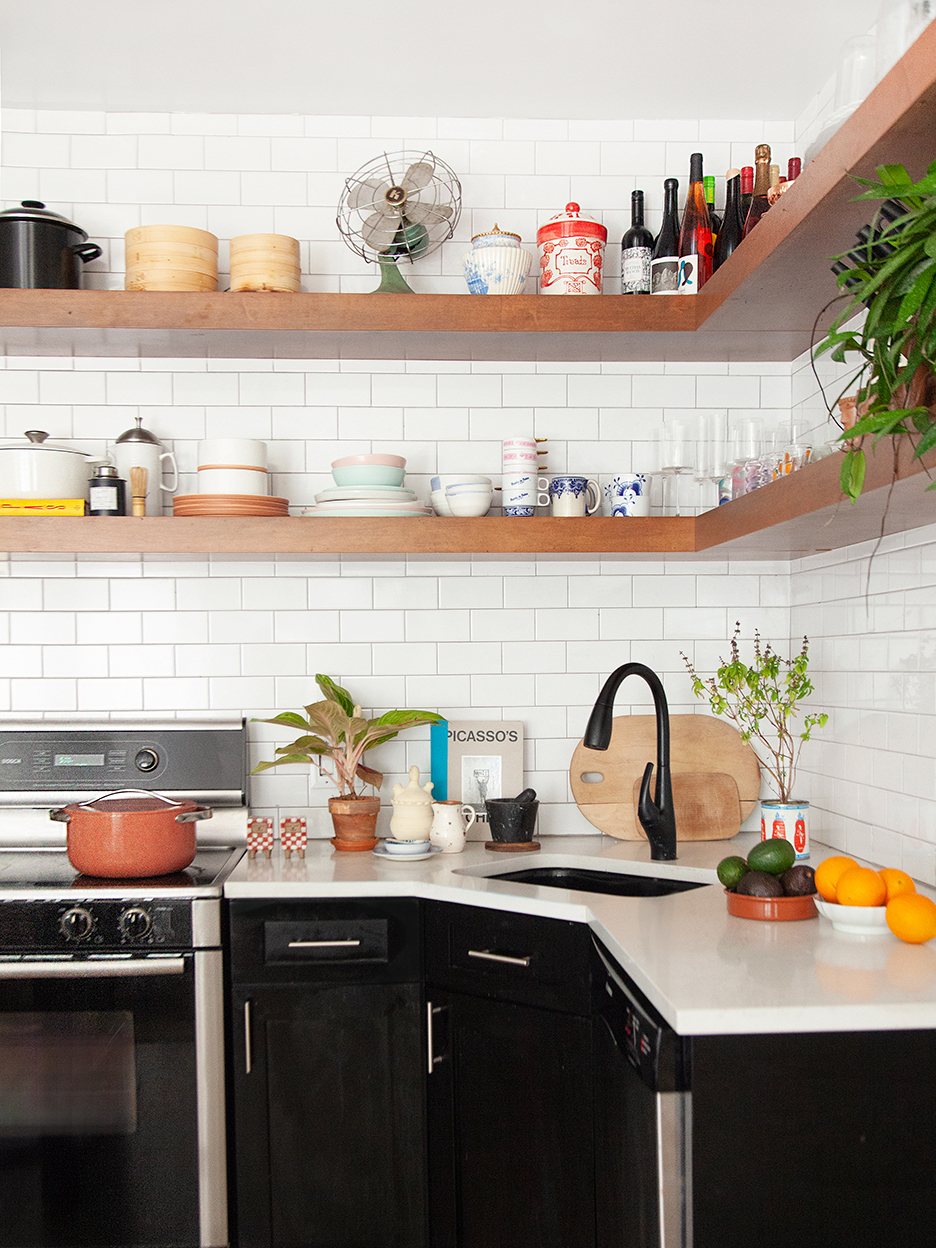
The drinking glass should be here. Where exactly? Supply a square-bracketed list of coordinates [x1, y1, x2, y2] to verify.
[694, 412, 729, 511]
[728, 417, 763, 500]
[658, 418, 695, 515]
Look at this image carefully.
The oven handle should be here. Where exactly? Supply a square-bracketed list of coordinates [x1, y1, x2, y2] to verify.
[0, 957, 186, 979]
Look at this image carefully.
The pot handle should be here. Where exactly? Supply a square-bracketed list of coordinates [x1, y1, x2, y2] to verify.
[48, 788, 194, 821]
[49, 807, 70, 823]
[72, 242, 102, 264]
[175, 806, 213, 824]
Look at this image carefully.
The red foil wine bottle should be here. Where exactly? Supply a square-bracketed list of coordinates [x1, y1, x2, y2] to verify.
[650, 178, 680, 294]
[740, 166, 754, 219]
[787, 157, 802, 182]
[677, 152, 713, 293]
[742, 145, 772, 238]
[713, 169, 743, 272]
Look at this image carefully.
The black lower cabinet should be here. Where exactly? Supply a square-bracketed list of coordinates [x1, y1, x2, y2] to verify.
[425, 901, 596, 1248]
[227, 899, 427, 1248]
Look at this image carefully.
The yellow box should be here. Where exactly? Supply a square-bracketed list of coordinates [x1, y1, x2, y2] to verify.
[0, 499, 87, 516]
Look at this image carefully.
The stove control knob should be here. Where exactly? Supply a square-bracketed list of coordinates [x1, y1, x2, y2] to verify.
[119, 907, 152, 940]
[134, 748, 159, 772]
[60, 907, 94, 941]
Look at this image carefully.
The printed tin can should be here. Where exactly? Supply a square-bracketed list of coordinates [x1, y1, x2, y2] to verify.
[760, 800, 810, 860]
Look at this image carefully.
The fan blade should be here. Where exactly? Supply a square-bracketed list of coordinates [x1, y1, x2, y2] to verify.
[404, 200, 454, 226]
[361, 211, 404, 251]
[347, 177, 390, 212]
[401, 161, 435, 192]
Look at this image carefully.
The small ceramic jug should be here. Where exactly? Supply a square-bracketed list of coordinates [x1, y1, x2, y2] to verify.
[430, 800, 477, 854]
[390, 765, 435, 841]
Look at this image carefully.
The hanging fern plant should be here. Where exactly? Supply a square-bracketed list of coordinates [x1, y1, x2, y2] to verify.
[814, 160, 936, 503]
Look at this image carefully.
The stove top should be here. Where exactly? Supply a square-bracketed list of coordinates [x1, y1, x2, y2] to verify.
[0, 846, 245, 899]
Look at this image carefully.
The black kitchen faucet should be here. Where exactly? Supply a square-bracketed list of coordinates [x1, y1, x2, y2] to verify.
[583, 662, 677, 861]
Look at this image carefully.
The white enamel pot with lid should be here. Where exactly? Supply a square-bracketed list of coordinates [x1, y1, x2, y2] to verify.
[0, 430, 96, 500]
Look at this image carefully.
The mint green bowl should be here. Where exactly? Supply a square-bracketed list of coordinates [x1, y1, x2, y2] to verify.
[332, 465, 406, 488]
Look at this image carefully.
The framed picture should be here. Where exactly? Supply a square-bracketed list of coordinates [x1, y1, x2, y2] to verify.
[430, 720, 524, 835]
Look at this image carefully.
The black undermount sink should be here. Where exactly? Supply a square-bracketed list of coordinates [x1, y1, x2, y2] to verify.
[486, 866, 708, 897]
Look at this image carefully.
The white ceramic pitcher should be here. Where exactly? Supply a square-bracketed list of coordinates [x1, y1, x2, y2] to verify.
[113, 418, 178, 516]
[430, 800, 476, 854]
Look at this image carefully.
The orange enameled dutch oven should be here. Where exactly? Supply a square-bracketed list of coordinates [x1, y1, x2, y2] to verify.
[50, 789, 212, 878]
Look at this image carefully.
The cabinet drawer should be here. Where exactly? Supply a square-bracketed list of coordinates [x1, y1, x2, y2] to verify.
[424, 900, 591, 1015]
[264, 918, 388, 966]
[228, 898, 421, 985]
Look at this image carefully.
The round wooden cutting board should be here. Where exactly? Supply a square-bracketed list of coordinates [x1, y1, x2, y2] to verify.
[569, 714, 761, 841]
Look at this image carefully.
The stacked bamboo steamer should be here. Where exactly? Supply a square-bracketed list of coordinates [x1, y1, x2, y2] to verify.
[125, 225, 218, 292]
[230, 234, 301, 293]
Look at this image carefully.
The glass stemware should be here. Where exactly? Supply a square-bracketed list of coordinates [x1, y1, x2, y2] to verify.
[658, 418, 695, 515]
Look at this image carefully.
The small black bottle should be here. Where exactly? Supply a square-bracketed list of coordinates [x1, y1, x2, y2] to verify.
[88, 464, 127, 516]
[714, 169, 744, 271]
[621, 190, 654, 294]
[650, 178, 680, 295]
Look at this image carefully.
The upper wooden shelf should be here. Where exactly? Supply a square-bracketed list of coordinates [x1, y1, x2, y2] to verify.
[2, 23, 935, 365]
[1, 440, 932, 559]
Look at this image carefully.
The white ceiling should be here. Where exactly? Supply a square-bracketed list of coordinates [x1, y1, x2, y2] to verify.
[0, 0, 882, 121]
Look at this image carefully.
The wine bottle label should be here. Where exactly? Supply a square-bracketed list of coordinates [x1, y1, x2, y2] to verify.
[677, 255, 700, 294]
[621, 246, 651, 294]
[650, 256, 679, 295]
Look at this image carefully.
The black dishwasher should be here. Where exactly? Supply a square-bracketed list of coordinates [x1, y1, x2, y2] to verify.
[227, 898, 427, 1248]
[591, 938, 690, 1248]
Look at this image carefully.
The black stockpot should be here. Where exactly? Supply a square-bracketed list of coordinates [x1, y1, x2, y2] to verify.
[0, 201, 102, 288]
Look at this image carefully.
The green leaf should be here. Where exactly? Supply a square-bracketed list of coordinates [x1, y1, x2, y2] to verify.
[356, 763, 384, 790]
[251, 711, 309, 729]
[840, 447, 866, 504]
[371, 708, 445, 727]
[315, 674, 356, 717]
[251, 753, 313, 773]
[912, 420, 936, 458]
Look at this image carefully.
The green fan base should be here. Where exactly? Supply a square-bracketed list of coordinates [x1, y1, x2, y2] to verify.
[373, 257, 416, 294]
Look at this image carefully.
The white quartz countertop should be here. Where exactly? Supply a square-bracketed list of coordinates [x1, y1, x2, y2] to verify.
[224, 832, 936, 1037]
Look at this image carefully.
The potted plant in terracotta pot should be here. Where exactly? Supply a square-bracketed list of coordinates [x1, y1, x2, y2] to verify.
[252, 674, 443, 851]
[682, 625, 828, 858]
[814, 160, 936, 503]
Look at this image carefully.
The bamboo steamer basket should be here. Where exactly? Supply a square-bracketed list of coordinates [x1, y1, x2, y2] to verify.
[125, 225, 218, 291]
[230, 233, 300, 293]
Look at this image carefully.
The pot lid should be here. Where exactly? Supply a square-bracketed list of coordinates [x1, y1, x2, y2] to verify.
[537, 202, 608, 244]
[77, 794, 197, 814]
[115, 415, 162, 446]
[0, 200, 88, 238]
[471, 223, 522, 246]
[0, 430, 91, 458]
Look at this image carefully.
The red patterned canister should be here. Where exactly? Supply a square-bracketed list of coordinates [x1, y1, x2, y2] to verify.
[537, 202, 607, 295]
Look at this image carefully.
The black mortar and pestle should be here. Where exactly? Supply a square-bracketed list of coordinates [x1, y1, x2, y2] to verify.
[485, 788, 540, 852]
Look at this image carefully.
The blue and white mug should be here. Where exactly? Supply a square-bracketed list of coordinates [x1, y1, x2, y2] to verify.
[549, 475, 600, 517]
[503, 471, 549, 515]
[607, 473, 651, 517]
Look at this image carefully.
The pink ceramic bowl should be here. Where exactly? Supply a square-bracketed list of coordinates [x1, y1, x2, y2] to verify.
[331, 454, 406, 470]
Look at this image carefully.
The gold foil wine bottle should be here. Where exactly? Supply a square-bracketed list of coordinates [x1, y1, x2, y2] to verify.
[742, 144, 772, 238]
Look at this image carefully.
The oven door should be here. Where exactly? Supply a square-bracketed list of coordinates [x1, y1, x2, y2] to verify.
[0, 951, 226, 1248]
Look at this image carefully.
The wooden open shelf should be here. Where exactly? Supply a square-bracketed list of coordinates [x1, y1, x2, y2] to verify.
[1, 441, 932, 558]
[1, 22, 935, 364]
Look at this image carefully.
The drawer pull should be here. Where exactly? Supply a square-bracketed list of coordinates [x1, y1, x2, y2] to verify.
[467, 948, 532, 968]
[287, 939, 362, 948]
[244, 1000, 252, 1075]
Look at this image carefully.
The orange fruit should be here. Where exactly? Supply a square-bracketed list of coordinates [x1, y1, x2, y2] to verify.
[886, 893, 936, 944]
[836, 866, 887, 907]
[878, 867, 916, 903]
[814, 855, 859, 902]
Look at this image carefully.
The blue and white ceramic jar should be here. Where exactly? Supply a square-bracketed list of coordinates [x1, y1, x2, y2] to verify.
[462, 225, 533, 295]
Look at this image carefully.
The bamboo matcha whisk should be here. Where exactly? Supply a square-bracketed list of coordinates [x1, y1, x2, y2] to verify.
[129, 466, 148, 517]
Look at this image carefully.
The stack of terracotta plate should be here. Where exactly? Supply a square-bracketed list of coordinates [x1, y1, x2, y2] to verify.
[173, 494, 289, 517]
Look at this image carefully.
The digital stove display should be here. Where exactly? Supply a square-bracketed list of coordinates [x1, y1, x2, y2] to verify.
[54, 753, 106, 767]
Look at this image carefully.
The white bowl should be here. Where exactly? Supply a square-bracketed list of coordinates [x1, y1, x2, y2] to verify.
[431, 489, 453, 516]
[814, 896, 890, 935]
[383, 838, 432, 855]
[445, 486, 493, 517]
[434, 474, 493, 490]
[331, 453, 406, 469]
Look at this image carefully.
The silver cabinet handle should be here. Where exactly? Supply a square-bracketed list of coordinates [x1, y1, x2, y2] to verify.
[467, 949, 532, 968]
[0, 957, 184, 979]
[244, 999, 252, 1075]
[427, 1001, 446, 1074]
[287, 939, 361, 948]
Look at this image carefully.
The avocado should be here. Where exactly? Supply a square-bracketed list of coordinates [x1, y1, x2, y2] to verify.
[780, 864, 816, 896]
[735, 869, 784, 898]
[717, 855, 749, 890]
[747, 838, 797, 876]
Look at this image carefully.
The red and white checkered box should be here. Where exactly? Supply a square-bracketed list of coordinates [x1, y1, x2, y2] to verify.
[247, 817, 275, 859]
[280, 817, 307, 860]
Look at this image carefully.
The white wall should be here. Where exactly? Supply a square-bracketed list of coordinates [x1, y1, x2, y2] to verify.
[1, 107, 932, 882]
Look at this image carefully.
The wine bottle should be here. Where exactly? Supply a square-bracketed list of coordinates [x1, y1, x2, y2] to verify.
[713, 169, 743, 272]
[650, 178, 680, 295]
[740, 166, 754, 219]
[742, 145, 772, 238]
[703, 175, 722, 240]
[677, 153, 713, 294]
[787, 157, 802, 182]
[620, 189, 654, 294]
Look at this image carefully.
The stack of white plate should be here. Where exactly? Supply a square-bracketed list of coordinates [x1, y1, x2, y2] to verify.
[303, 486, 431, 519]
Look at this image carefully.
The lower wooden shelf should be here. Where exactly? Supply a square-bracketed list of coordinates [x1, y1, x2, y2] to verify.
[0, 441, 932, 558]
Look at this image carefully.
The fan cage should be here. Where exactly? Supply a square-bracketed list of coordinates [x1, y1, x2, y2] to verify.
[336, 149, 463, 265]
